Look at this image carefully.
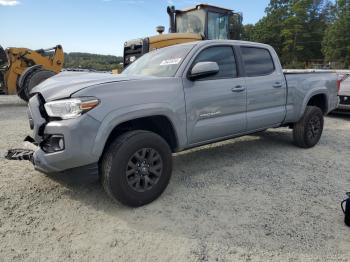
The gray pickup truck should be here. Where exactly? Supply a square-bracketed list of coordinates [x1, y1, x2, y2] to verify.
[22, 40, 338, 206]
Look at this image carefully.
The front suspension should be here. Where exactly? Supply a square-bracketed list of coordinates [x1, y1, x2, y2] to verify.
[5, 148, 34, 162]
[5, 136, 37, 162]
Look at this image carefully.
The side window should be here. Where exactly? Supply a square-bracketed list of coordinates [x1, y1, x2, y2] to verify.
[192, 46, 237, 80]
[241, 47, 275, 77]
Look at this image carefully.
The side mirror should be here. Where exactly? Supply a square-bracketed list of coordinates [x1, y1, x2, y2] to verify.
[188, 61, 219, 80]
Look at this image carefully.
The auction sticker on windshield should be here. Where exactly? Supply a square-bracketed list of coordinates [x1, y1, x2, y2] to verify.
[160, 58, 182, 66]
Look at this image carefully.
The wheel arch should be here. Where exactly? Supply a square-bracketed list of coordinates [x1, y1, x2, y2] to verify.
[104, 115, 179, 152]
[300, 91, 329, 119]
[91, 106, 183, 160]
[306, 93, 328, 114]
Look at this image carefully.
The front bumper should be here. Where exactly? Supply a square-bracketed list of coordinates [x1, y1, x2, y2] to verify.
[338, 104, 350, 110]
[28, 95, 101, 173]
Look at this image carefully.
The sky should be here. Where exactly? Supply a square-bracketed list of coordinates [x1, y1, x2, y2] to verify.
[0, 0, 270, 56]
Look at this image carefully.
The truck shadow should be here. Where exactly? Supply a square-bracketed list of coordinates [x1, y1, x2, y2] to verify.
[47, 129, 293, 205]
[328, 112, 350, 121]
[45, 128, 346, 252]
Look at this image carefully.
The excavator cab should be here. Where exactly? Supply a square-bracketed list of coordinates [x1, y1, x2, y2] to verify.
[123, 4, 242, 67]
[168, 4, 243, 40]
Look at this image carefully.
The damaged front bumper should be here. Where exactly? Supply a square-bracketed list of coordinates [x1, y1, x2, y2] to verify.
[5, 136, 37, 161]
[7, 94, 101, 174]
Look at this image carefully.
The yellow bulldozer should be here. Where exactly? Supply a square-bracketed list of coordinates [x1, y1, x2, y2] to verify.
[0, 45, 64, 101]
[123, 4, 243, 67]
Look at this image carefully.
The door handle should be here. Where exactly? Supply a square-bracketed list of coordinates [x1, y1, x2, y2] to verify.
[231, 85, 245, 92]
[273, 82, 282, 88]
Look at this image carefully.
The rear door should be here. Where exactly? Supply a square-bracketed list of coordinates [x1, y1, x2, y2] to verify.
[183, 45, 246, 145]
[240, 46, 287, 130]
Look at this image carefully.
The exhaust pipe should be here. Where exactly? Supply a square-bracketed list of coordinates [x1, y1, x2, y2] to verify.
[167, 5, 176, 33]
[156, 26, 165, 35]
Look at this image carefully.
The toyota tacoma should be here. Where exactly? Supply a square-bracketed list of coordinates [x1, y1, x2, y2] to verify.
[16, 40, 339, 206]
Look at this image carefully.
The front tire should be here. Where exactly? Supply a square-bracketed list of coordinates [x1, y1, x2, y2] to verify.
[100, 130, 172, 207]
[293, 106, 324, 148]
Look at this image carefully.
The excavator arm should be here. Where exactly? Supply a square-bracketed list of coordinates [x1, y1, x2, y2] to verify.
[1, 45, 64, 101]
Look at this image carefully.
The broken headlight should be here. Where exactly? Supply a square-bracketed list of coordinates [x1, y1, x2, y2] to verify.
[44, 97, 99, 120]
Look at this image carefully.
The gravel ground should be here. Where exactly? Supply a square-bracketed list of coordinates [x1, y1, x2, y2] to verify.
[0, 103, 349, 262]
[0, 95, 26, 107]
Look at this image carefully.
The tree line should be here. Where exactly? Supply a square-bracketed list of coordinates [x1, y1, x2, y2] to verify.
[242, 0, 350, 69]
[64, 52, 123, 71]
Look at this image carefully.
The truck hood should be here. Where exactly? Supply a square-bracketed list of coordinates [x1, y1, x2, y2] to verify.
[31, 71, 144, 101]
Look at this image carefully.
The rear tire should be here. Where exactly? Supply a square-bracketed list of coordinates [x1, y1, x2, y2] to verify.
[18, 69, 56, 101]
[293, 106, 324, 148]
[100, 130, 172, 207]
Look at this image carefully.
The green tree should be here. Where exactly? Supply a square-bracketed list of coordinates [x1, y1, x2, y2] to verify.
[244, 0, 290, 59]
[281, 0, 333, 66]
[322, 0, 350, 68]
[241, 24, 255, 41]
[242, 0, 333, 67]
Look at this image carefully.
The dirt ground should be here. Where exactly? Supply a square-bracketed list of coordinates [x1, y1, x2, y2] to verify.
[0, 100, 349, 261]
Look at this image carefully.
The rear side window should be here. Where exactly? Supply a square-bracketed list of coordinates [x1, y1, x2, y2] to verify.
[241, 47, 275, 77]
[192, 46, 237, 79]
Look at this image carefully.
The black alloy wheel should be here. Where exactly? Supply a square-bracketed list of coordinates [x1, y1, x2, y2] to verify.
[126, 148, 163, 192]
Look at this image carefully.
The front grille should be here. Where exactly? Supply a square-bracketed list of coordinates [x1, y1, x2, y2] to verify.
[28, 94, 48, 143]
[34, 94, 47, 117]
[123, 38, 149, 67]
[124, 49, 143, 66]
[27, 107, 34, 129]
[340, 96, 350, 105]
[124, 45, 142, 56]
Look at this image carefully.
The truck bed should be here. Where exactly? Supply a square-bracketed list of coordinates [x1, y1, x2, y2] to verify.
[282, 71, 339, 123]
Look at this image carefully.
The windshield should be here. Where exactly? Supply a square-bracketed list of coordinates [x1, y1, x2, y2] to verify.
[176, 9, 206, 35]
[208, 12, 229, 39]
[122, 44, 194, 77]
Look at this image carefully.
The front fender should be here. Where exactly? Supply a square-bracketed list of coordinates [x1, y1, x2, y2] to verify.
[90, 103, 186, 158]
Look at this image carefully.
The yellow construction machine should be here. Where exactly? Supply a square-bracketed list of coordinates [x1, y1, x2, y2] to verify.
[123, 4, 243, 67]
[0, 45, 64, 101]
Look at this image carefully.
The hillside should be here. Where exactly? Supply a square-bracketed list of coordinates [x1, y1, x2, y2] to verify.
[64, 52, 123, 71]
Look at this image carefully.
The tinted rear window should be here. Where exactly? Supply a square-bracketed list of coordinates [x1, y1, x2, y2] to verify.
[241, 47, 275, 77]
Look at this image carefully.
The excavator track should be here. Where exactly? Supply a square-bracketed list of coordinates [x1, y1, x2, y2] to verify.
[17, 67, 56, 101]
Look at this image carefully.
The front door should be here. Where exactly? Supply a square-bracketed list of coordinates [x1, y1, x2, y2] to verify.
[183, 45, 247, 145]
